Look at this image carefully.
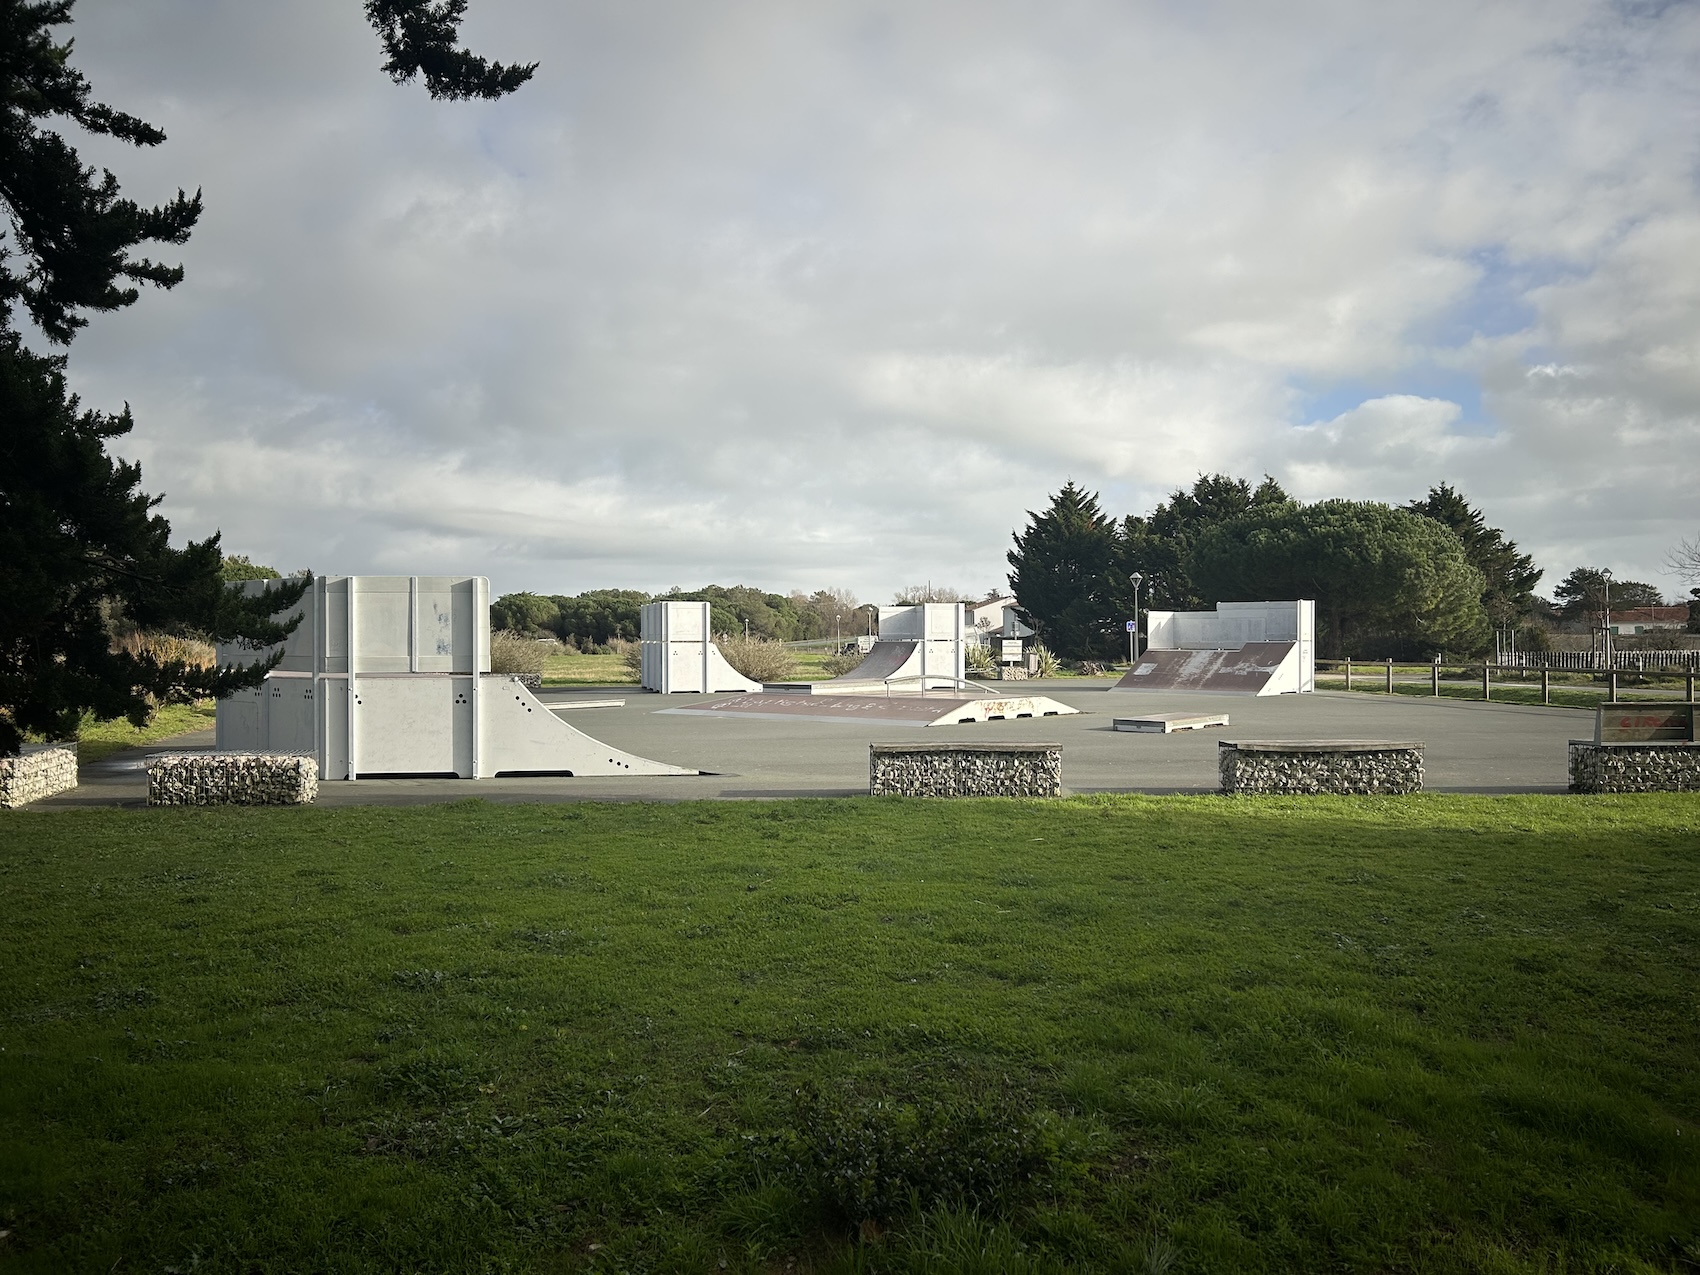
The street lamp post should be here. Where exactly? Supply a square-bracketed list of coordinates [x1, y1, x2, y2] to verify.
[1601, 569, 1613, 667]
[1129, 573, 1144, 665]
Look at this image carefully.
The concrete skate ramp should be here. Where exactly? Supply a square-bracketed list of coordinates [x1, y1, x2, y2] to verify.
[765, 640, 920, 693]
[1111, 642, 1299, 696]
[662, 692, 1079, 728]
[481, 680, 699, 776]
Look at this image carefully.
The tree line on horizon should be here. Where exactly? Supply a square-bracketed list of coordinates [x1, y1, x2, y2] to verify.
[492, 585, 874, 650]
[1007, 477, 1689, 662]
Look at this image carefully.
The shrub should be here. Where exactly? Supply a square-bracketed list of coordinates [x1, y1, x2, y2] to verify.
[1032, 644, 1060, 677]
[489, 631, 551, 677]
[715, 635, 798, 683]
[965, 643, 997, 676]
[610, 637, 642, 676]
[819, 649, 865, 678]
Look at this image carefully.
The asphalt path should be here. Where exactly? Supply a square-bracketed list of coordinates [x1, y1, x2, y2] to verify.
[29, 681, 1597, 809]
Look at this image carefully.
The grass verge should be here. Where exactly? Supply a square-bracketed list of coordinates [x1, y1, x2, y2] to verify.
[1313, 678, 1698, 710]
[1, 795, 1696, 1272]
[542, 653, 639, 686]
[41, 700, 218, 765]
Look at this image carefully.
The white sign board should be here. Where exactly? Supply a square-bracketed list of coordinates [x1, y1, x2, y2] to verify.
[1000, 640, 1024, 663]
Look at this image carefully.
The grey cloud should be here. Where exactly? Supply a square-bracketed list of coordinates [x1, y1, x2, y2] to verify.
[56, 0, 1700, 600]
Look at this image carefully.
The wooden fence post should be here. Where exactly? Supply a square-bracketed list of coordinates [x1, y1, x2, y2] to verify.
[1541, 666, 1550, 705]
[1481, 662, 1491, 701]
[1345, 658, 1352, 691]
[1385, 658, 1393, 694]
[1432, 659, 1440, 697]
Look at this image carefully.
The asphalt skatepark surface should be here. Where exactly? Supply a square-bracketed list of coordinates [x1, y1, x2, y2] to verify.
[30, 681, 1600, 809]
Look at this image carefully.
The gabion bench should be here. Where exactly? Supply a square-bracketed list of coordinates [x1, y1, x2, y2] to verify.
[0, 742, 77, 808]
[1218, 740, 1424, 795]
[870, 741, 1062, 798]
[1569, 703, 1700, 792]
[1569, 743, 1700, 793]
[147, 752, 318, 806]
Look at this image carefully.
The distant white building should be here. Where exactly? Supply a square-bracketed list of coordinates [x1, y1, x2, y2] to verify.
[965, 594, 1033, 645]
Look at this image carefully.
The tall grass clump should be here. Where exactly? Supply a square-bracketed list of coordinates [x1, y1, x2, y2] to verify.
[110, 630, 215, 670]
[716, 634, 798, 682]
[489, 630, 554, 676]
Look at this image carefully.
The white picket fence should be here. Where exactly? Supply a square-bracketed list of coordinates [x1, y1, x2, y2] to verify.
[1494, 649, 1700, 673]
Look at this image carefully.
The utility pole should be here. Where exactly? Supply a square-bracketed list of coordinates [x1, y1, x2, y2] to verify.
[1601, 569, 1614, 668]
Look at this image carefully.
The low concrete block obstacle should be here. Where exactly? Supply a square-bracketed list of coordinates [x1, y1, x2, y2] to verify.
[0, 742, 78, 808]
[1114, 712, 1229, 734]
[147, 753, 319, 806]
[1568, 702, 1700, 792]
[1218, 740, 1424, 795]
[869, 741, 1062, 798]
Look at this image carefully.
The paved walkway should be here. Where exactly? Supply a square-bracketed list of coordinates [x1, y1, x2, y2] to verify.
[25, 681, 1598, 810]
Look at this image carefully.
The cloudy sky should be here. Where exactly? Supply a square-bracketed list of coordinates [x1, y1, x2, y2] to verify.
[54, 0, 1700, 603]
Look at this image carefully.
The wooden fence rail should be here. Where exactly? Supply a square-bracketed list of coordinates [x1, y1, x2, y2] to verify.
[1315, 656, 1699, 705]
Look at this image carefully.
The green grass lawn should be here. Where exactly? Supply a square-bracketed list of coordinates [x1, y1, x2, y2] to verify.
[542, 653, 639, 686]
[49, 700, 218, 764]
[2, 796, 1696, 1273]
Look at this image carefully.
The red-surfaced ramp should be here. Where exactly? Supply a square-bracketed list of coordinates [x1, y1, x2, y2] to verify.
[1112, 642, 1296, 695]
[764, 640, 919, 693]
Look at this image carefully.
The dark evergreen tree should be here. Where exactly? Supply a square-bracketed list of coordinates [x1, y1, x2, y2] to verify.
[1, 1, 531, 755]
[364, 0, 537, 100]
[1552, 568, 1662, 621]
[549, 590, 651, 646]
[490, 591, 561, 635]
[1113, 473, 1291, 615]
[1007, 483, 1120, 659]
[1185, 500, 1489, 658]
[0, 338, 306, 755]
[0, 0, 201, 343]
[1404, 484, 1541, 627]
